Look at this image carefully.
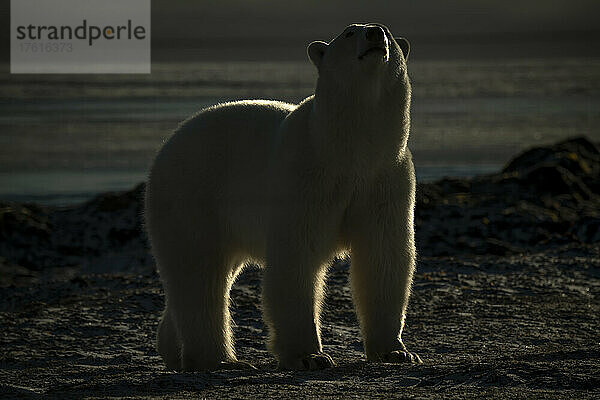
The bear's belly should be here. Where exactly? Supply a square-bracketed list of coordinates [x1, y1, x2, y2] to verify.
[218, 169, 273, 261]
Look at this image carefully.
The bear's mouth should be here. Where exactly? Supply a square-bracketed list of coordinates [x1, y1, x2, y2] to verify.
[358, 46, 388, 61]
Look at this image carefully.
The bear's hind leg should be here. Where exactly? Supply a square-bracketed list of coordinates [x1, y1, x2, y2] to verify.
[152, 214, 246, 372]
[165, 252, 239, 371]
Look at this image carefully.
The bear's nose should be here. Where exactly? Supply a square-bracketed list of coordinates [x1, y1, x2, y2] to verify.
[365, 26, 385, 43]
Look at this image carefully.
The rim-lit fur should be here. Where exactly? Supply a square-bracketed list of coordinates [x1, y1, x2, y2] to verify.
[145, 23, 417, 371]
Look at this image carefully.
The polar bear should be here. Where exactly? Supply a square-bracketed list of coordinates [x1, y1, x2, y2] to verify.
[145, 23, 420, 371]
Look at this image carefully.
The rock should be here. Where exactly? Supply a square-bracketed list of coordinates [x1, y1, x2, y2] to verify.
[521, 165, 592, 198]
[0, 203, 52, 270]
[484, 238, 521, 256]
[503, 136, 599, 175]
[0, 257, 39, 287]
[572, 217, 600, 243]
[0, 183, 150, 277]
[415, 136, 600, 257]
[502, 136, 600, 195]
[84, 182, 145, 212]
[0, 203, 51, 240]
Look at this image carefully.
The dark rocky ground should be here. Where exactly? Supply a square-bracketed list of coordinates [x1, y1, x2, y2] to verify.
[1, 137, 599, 399]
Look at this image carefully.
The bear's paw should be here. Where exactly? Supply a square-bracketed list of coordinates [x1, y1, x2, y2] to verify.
[379, 350, 423, 364]
[280, 353, 336, 370]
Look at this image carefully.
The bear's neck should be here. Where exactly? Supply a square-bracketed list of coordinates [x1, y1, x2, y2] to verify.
[310, 78, 411, 176]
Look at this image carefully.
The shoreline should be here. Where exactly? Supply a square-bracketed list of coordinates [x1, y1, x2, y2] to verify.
[0, 164, 503, 207]
[1, 136, 598, 286]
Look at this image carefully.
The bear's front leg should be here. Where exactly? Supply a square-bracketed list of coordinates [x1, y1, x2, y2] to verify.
[350, 230, 421, 363]
[347, 156, 422, 364]
[262, 236, 335, 370]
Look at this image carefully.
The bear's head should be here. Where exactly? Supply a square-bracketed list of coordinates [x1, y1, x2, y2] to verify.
[307, 23, 410, 99]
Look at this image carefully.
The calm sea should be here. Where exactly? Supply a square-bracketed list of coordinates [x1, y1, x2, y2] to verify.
[1, 58, 599, 205]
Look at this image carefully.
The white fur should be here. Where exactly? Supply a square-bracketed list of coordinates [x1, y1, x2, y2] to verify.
[145, 24, 418, 371]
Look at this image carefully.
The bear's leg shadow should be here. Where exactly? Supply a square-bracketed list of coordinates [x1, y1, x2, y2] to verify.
[156, 305, 181, 370]
[348, 165, 422, 363]
[262, 245, 334, 370]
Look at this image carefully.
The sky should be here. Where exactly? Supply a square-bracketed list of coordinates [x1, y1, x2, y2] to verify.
[1, 0, 599, 61]
[151, 0, 600, 37]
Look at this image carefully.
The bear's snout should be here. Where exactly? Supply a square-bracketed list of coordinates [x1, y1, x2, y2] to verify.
[357, 25, 389, 62]
[365, 26, 385, 43]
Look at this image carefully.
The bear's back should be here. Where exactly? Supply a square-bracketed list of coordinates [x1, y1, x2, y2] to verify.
[149, 99, 295, 191]
[146, 100, 296, 252]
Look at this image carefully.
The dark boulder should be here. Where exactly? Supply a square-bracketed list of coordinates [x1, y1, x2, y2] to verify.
[84, 182, 145, 212]
[502, 136, 600, 194]
[0, 203, 50, 240]
[521, 165, 592, 198]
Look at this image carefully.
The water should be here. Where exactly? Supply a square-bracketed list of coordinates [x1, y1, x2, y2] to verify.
[1, 59, 599, 205]
[0, 170, 147, 205]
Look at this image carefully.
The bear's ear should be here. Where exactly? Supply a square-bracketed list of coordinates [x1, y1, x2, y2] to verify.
[307, 41, 328, 70]
[395, 37, 410, 60]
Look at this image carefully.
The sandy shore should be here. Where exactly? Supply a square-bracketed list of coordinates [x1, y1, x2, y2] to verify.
[1, 248, 598, 399]
[1, 137, 599, 398]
